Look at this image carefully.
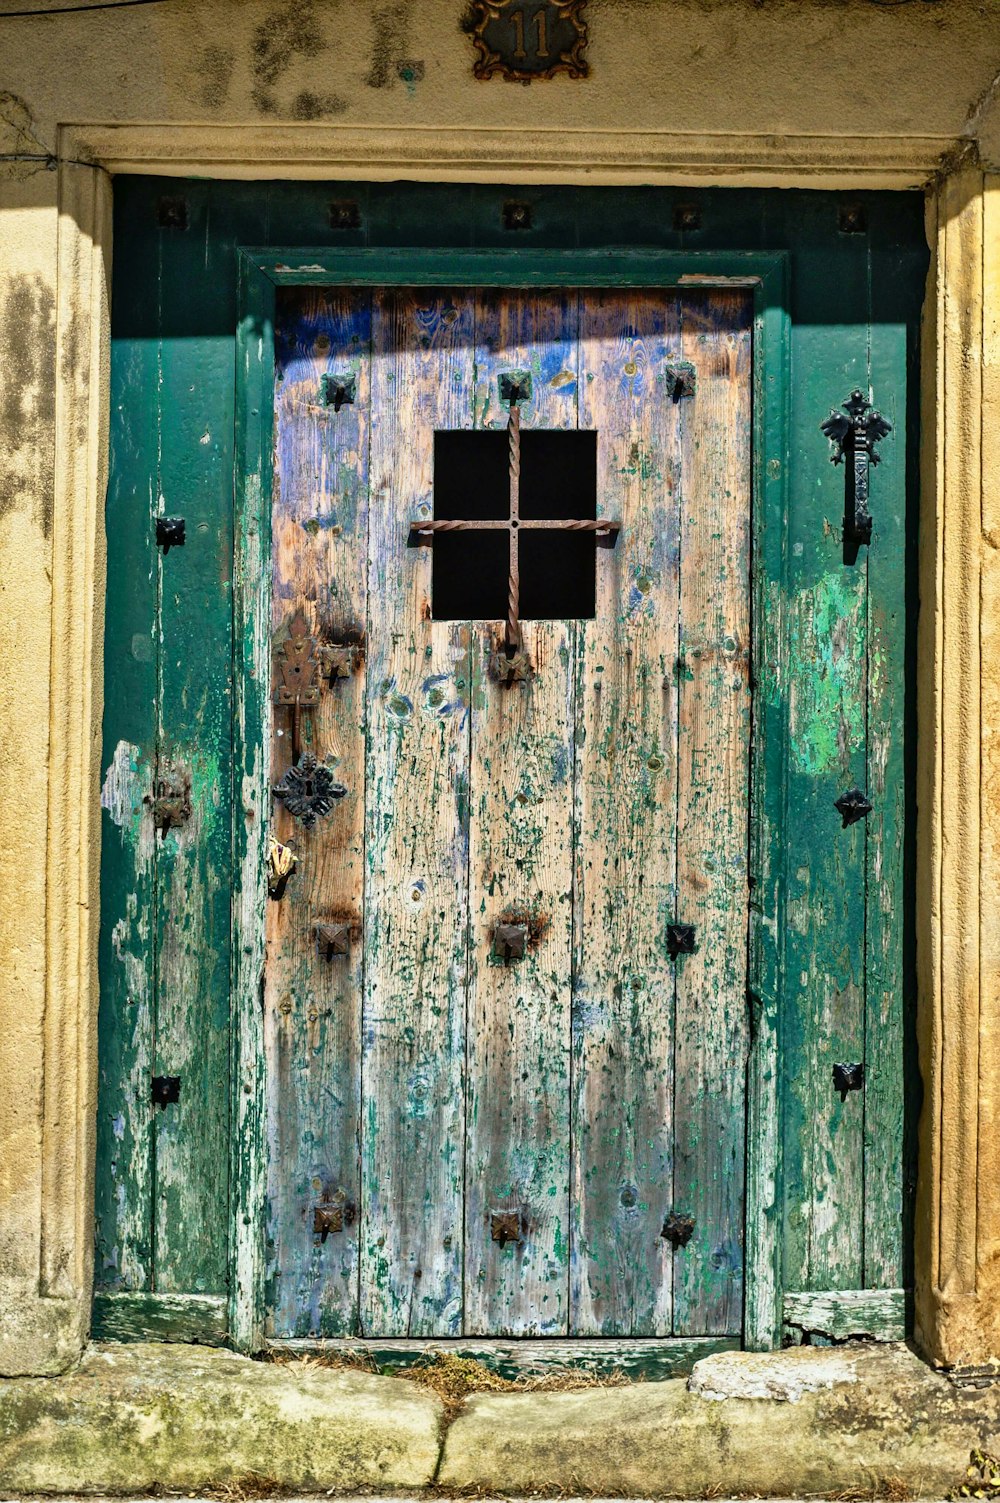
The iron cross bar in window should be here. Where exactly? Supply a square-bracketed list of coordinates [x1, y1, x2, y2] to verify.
[410, 389, 620, 656]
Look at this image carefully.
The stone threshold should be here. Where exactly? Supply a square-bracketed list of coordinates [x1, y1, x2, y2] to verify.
[0, 1342, 995, 1498]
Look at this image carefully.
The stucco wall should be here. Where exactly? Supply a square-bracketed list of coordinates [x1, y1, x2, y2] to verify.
[0, 0, 998, 157]
[2, 0, 1000, 1374]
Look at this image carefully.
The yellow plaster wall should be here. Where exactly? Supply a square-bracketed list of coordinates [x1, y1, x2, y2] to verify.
[0, 177, 56, 1280]
[2, 0, 1000, 1373]
[0, 0, 998, 159]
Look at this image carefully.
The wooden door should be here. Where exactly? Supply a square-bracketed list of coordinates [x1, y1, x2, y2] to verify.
[265, 285, 752, 1341]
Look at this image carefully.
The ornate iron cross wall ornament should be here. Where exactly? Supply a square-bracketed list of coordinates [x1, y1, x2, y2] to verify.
[410, 374, 619, 674]
[821, 389, 892, 564]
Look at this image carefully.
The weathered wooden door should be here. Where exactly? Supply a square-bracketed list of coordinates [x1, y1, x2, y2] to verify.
[266, 285, 752, 1340]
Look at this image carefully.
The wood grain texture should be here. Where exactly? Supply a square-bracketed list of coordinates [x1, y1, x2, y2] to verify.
[671, 292, 752, 1335]
[269, 1334, 737, 1378]
[463, 291, 578, 1337]
[782, 1286, 906, 1342]
[741, 272, 789, 1352]
[95, 325, 158, 1293]
[266, 289, 371, 1336]
[91, 1292, 228, 1344]
[571, 290, 682, 1336]
[231, 256, 275, 1353]
[864, 238, 911, 1291]
[151, 215, 234, 1294]
[781, 231, 870, 1294]
[100, 182, 925, 1352]
[360, 289, 474, 1337]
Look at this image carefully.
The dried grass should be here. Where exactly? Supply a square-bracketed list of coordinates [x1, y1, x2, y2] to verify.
[832, 1480, 912, 1503]
[399, 1351, 632, 1417]
[267, 1347, 634, 1422]
[204, 1475, 286, 1502]
[266, 1347, 379, 1376]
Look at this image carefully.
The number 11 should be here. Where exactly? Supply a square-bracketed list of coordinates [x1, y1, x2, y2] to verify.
[510, 6, 551, 61]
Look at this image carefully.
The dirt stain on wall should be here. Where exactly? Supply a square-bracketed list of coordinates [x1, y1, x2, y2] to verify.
[0, 274, 56, 538]
[199, 46, 235, 110]
[251, 0, 327, 114]
[366, 2, 417, 88]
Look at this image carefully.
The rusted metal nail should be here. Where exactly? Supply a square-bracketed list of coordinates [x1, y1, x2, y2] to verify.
[493, 921, 528, 961]
[328, 199, 361, 230]
[151, 1075, 181, 1110]
[673, 203, 701, 232]
[499, 370, 532, 407]
[833, 1062, 865, 1102]
[835, 787, 873, 828]
[664, 359, 696, 402]
[320, 372, 356, 411]
[661, 1212, 695, 1249]
[666, 923, 697, 959]
[503, 200, 532, 231]
[316, 922, 350, 960]
[838, 203, 867, 235]
[157, 195, 188, 229]
[313, 1203, 344, 1242]
[490, 1210, 524, 1248]
[489, 648, 532, 685]
[155, 516, 185, 553]
[322, 643, 363, 680]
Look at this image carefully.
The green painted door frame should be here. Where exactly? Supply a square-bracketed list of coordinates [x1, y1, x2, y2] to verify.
[96, 181, 924, 1358]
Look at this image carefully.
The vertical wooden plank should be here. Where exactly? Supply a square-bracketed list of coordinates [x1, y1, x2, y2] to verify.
[361, 288, 473, 1337]
[570, 290, 681, 1336]
[152, 188, 233, 1293]
[672, 292, 753, 1335]
[231, 254, 274, 1354]
[95, 221, 159, 1292]
[743, 271, 791, 1352]
[265, 288, 370, 1336]
[463, 290, 577, 1337]
[781, 214, 869, 1294]
[864, 216, 919, 1289]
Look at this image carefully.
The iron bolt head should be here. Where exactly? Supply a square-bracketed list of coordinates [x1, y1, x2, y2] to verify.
[494, 921, 528, 961]
[661, 1212, 696, 1249]
[490, 1210, 525, 1248]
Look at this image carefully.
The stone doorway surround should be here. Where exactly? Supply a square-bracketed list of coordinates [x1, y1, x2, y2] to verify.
[1, 115, 999, 1378]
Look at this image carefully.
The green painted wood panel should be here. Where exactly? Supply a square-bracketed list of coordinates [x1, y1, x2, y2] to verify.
[781, 204, 870, 1295]
[151, 195, 233, 1294]
[231, 250, 276, 1354]
[864, 200, 920, 1292]
[95, 248, 159, 1293]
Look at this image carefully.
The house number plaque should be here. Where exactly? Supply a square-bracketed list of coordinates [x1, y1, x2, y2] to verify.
[469, 0, 588, 82]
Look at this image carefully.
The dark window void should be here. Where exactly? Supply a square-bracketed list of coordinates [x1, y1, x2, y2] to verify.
[431, 429, 598, 622]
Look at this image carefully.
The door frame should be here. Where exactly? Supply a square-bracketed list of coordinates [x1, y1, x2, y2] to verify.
[232, 246, 790, 1354]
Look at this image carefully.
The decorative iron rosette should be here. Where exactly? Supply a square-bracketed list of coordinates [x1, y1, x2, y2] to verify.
[273, 752, 347, 828]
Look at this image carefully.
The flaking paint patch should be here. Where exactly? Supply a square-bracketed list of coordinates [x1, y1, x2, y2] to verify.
[101, 740, 154, 875]
[786, 573, 865, 777]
